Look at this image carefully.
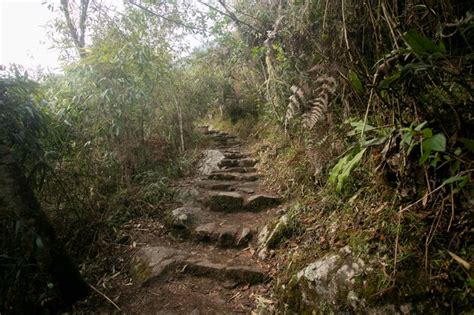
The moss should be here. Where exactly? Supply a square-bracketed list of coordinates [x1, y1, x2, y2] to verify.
[130, 260, 151, 285]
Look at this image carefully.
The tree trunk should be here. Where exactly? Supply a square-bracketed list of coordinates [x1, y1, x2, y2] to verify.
[0, 145, 90, 305]
[173, 94, 185, 152]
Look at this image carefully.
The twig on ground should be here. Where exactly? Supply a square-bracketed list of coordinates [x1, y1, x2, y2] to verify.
[89, 284, 121, 311]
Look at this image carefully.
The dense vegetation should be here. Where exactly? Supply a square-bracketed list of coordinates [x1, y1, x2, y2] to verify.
[1, 0, 472, 313]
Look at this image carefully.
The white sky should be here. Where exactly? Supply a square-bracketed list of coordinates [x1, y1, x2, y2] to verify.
[0, 0, 207, 74]
[0, 0, 61, 72]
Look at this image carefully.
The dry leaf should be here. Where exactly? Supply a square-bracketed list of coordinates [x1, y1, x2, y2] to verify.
[448, 251, 471, 270]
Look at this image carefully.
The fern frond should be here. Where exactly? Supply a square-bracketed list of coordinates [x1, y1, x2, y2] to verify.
[284, 85, 305, 128]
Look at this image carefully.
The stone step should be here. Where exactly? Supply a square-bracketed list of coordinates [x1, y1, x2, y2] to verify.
[206, 191, 244, 212]
[214, 166, 256, 174]
[239, 173, 259, 181]
[194, 223, 253, 247]
[239, 158, 257, 167]
[218, 158, 257, 168]
[224, 152, 246, 159]
[204, 191, 277, 213]
[204, 130, 220, 135]
[131, 246, 267, 286]
[207, 172, 259, 182]
[197, 180, 236, 191]
[208, 172, 240, 181]
[244, 194, 280, 211]
[167, 207, 254, 248]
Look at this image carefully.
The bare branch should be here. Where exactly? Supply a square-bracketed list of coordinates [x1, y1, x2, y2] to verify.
[59, 0, 89, 58]
[197, 0, 263, 35]
[127, 0, 207, 33]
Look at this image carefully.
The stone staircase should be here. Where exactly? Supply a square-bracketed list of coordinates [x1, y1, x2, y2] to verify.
[129, 126, 280, 313]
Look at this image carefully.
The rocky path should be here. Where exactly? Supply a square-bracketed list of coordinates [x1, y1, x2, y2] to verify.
[120, 126, 281, 314]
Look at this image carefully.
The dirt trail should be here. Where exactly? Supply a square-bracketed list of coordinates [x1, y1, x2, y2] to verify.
[82, 126, 282, 314]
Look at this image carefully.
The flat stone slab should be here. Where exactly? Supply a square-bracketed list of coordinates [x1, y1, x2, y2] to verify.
[195, 222, 218, 241]
[131, 247, 189, 286]
[194, 223, 253, 247]
[224, 152, 246, 159]
[225, 265, 266, 284]
[186, 259, 266, 284]
[208, 172, 259, 182]
[238, 158, 257, 167]
[244, 194, 280, 211]
[218, 159, 239, 167]
[237, 187, 255, 194]
[208, 172, 240, 181]
[219, 166, 256, 173]
[197, 180, 236, 191]
[216, 224, 240, 247]
[206, 191, 243, 212]
[132, 246, 268, 285]
[239, 173, 259, 182]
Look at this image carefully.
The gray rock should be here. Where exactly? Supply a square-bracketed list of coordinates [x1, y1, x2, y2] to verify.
[225, 265, 266, 284]
[170, 207, 203, 229]
[261, 214, 292, 249]
[208, 172, 240, 181]
[194, 222, 218, 241]
[257, 225, 270, 246]
[197, 180, 236, 191]
[244, 194, 279, 211]
[174, 187, 200, 204]
[224, 152, 245, 159]
[217, 224, 240, 247]
[220, 166, 256, 173]
[239, 158, 257, 167]
[237, 187, 255, 194]
[290, 246, 366, 312]
[238, 173, 259, 181]
[206, 191, 243, 212]
[197, 150, 225, 175]
[236, 227, 253, 246]
[218, 159, 239, 167]
[132, 247, 268, 286]
[186, 259, 266, 284]
[131, 247, 189, 286]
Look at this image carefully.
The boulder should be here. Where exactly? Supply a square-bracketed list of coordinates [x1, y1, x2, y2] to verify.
[174, 187, 200, 204]
[282, 246, 367, 313]
[197, 150, 225, 175]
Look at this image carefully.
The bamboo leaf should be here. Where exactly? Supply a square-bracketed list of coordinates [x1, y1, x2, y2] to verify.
[403, 30, 444, 59]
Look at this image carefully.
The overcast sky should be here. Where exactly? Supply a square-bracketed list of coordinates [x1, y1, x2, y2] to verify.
[0, 0, 207, 74]
[0, 0, 62, 72]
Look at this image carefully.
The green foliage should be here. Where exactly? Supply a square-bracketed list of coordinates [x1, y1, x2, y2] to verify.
[348, 70, 363, 94]
[403, 30, 446, 61]
[0, 66, 49, 167]
[328, 147, 367, 193]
